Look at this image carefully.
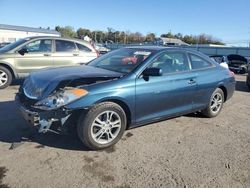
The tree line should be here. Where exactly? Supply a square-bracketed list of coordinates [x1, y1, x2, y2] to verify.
[55, 26, 224, 45]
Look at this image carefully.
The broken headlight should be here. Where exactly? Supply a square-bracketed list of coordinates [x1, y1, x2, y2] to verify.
[34, 88, 88, 110]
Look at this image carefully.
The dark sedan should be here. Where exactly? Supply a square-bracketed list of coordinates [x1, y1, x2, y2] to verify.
[16, 47, 235, 150]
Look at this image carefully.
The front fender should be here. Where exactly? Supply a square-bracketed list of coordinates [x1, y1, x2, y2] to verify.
[0, 61, 18, 78]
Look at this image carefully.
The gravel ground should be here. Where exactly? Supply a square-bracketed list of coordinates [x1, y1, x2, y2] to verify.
[0, 75, 249, 188]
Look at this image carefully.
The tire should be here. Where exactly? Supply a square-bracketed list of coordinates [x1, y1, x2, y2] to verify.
[240, 67, 246, 74]
[0, 66, 12, 89]
[201, 88, 224, 118]
[77, 102, 127, 150]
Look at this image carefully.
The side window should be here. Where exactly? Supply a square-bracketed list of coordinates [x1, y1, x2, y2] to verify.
[24, 39, 52, 53]
[76, 43, 92, 52]
[190, 54, 213, 70]
[149, 51, 190, 75]
[55, 40, 76, 52]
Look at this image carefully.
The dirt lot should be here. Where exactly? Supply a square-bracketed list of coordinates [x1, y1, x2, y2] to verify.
[0, 75, 249, 188]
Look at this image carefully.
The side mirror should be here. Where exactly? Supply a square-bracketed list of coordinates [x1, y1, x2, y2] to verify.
[18, 48, 28, 56]
[143, 67, 162, 77]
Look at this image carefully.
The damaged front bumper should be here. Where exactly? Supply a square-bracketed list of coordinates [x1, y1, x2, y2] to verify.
[16, 94, 72, 134]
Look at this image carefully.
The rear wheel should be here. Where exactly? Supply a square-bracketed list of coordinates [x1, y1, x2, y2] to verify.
[0, 66, 12, 89]
[77, 102, 126, 150]
[201, 88, 224, 118]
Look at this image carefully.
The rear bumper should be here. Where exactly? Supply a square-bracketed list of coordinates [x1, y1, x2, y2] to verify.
[229, 66, 247, 72]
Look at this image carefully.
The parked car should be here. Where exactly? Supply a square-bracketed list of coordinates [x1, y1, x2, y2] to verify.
[0, 36, 98, 89]
[210, 54, 248, 74]
[227, 54, 248, 74]
[16, 47, 235, 150]
[0, 42, 11, 49]
[210, 55, 229, 69]
[94, 43, 110, 54]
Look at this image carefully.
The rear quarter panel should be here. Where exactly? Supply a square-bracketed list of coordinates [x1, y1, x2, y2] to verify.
[193, 66, 235, 110]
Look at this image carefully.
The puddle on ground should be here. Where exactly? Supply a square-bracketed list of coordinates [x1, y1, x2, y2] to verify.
[82, 161, 115, 183]
[125, 132, 133, 138]
[84, 156, 94, 163]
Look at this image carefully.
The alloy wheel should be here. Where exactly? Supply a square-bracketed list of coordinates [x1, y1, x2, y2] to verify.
[90, 110, 121, 145]
[210, 93, 223, 113]
[0, 70, 8, 87]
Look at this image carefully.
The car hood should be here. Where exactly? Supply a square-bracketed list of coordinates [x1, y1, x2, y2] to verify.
[22, 65, 123, 100]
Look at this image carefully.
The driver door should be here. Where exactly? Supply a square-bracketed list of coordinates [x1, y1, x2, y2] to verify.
[15, 39, 53, 76]
[135, 51, 197, 124]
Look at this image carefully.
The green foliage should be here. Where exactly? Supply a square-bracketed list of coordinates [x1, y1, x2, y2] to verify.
[145, 33, 156, 42]
[55, 26, 77, 38]
[76, 28, 91, 39]
[55, 26, 224, 45]
[161, 32, 224, 45]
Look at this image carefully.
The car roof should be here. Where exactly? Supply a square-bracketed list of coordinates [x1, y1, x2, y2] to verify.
[126, 46, 172, 51]
[126, 46, 204, 54]
[23, 36, 91, 45]
[126, 46, 213, 62]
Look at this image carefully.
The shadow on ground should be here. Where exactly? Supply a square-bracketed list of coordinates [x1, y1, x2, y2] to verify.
[0, 100, 88, 151]
[11, 79, 24, 86]
[236, 80, 249, 92]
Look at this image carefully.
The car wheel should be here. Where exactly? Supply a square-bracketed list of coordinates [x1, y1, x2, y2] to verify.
[77, 102, 127, 150]
[240, 67, 247, 74]
[0, 66, 12, 89]
[201, 88, 224, 118]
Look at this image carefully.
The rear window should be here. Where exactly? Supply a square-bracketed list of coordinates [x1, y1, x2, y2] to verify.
[76, 43, 92, 52]
[190, 54, 213, 70]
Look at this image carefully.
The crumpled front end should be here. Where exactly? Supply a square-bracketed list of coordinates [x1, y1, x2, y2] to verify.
[16, 65, 122, 134]
[16, 90, 73, 134]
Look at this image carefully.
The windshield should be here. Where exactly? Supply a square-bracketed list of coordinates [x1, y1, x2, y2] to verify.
[0, 38, 28, 52]
[88, 48, 153, 73]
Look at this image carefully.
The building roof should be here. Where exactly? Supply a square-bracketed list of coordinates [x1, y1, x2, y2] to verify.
[161, 37, 189, 46]
[0, 24, 60, 35]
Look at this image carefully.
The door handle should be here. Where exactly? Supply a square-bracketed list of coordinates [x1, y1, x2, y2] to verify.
[188, 79, 196, 85]
[44, 53, 51, 56]
[73, 53, 79, 56]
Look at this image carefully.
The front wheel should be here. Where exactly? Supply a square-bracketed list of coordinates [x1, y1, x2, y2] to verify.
[201, 88, 224, 118]
[0, 66, 12, 89]
[77, 102, 127, 150]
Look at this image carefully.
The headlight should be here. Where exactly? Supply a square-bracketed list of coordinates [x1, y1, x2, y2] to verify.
[34, 88, 88, 110]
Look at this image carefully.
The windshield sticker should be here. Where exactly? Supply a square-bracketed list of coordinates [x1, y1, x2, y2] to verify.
[134, 51, 151, 56]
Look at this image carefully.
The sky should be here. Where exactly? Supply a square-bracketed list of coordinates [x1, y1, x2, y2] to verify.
[0, 0, 250, 46]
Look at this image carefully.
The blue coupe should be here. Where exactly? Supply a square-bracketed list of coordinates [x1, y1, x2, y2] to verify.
[16, 47, 235, 150]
